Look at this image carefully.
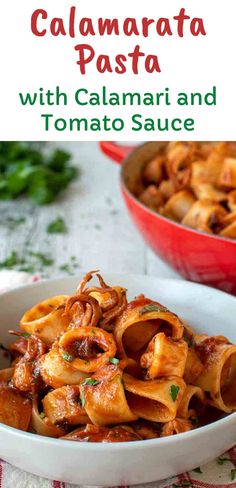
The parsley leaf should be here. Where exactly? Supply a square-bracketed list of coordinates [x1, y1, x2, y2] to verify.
[184, 335, 192, 347]
[231, 469, 236, 481]
[0, 251, 25, 269]
[47, 217, 67, 234]
[29, 251, 54, 266]
[109, 357, 120, 365]
[81, 389, 86, 408]
[217, 457, 231, 465]
[62, 352, 74, 363]
[170, 385, 180, 402]
[0, 142, 78, 204]
[139, 304, 168, 315]
[21, 332, 31, 338]
[39, 412, 45, 420]
[82, 378, 100, 387]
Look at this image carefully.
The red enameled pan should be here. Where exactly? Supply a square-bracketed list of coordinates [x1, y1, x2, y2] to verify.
[100, 141, 236, 295]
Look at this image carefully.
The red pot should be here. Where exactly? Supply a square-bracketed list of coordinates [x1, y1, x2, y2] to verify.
[100, 141, 236, 295]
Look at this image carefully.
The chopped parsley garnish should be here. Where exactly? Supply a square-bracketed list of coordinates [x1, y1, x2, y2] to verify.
[109, 357, 120, 365]
[62, 352, 74, 363]
[39, 412, 45, 420]
[59, 263, 74, 275]
[59, 257, 80, 276]
[184, 335, 192, 347]
[81, 389, 86, 408]
[21, 332, 31, 338]
[193, 467, 202, 474]
[82, 378, 101, 387]
[19, 265, 36, 273]
[231, 469, 236, 481]
[0, 251, 25, 269]
[139, 304, 167, 315]
[170, 385, 180, 402]
[120, 377, 125, 387]
[29, 251, 54, 266]
[47, 217, 67, 234]
[217, 457, 231, 465]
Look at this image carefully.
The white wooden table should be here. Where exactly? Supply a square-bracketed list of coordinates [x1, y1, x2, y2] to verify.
[0, 142, 181, 280]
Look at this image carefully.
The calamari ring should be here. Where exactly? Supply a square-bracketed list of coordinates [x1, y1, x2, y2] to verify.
[20, 295, 69, 345]
[58, 327, 116, 373]
[39, 347, 87, 389]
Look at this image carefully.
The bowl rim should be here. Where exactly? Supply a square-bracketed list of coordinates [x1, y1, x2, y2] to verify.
[120, 142, 236, 246]
[0, 274, 236, 450]
[0, 409, 236, 450]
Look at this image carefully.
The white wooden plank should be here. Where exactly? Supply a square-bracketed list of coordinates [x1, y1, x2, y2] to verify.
[0, 142, 181, 280]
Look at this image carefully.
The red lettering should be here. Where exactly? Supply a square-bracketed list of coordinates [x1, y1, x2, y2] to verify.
[51, 18, 66, 36]
[74, 44, 95, 74]
[98, 18, 119, 35]
[142, 18, 155, 38]
[115, 54, 127, 74]
[31, 9, 47, 37]
[190, 18, 206, 36]
[97, 55, 113, 73]
[156, 18, 172, 36]
[79, 18, 96, 36]
[173, 8, 190, 37]
[69, 7, 76, 38]
[128, 45, 145, 75]
[145, 55, 161, 73]
[123, 18, 139, 36]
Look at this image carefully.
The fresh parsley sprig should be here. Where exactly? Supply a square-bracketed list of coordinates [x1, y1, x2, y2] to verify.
[170, 384, 180, 402]
[0, 142, 78, 204]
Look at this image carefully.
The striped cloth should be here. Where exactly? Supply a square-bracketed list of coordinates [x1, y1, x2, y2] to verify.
[0, 447, 236, 487]
[0, 271, 235, 487]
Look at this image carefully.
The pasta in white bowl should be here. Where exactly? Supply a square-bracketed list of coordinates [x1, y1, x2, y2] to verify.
[0, 273, 235, 485]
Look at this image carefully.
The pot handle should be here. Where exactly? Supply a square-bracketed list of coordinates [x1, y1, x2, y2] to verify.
[99, 142, 136, 164]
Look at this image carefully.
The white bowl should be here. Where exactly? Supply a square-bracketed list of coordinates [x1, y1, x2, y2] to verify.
[0, 274, 236, 485]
